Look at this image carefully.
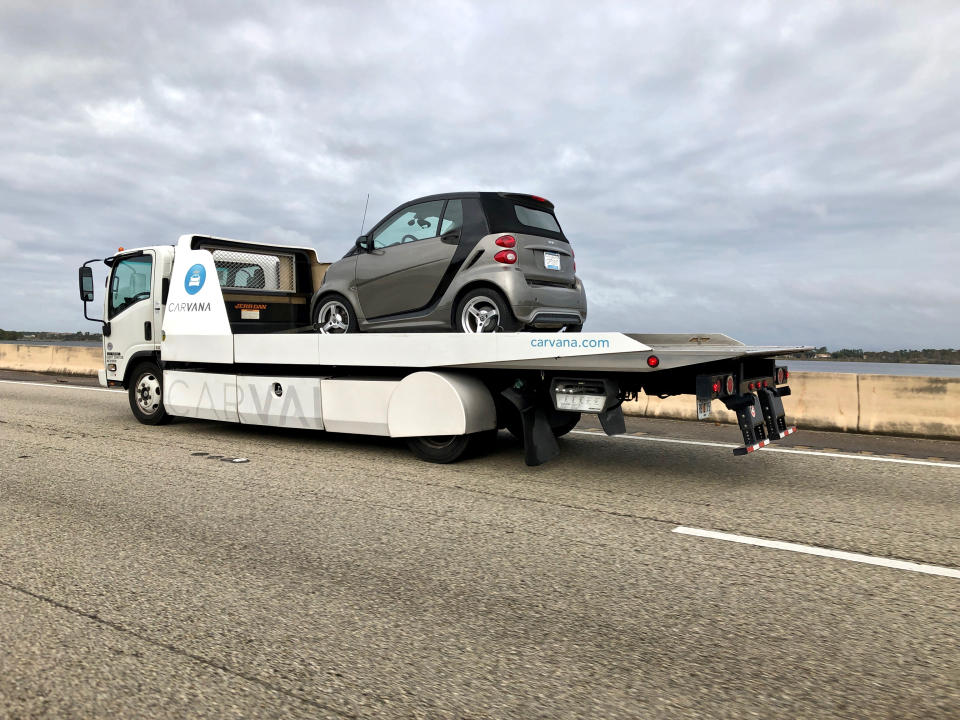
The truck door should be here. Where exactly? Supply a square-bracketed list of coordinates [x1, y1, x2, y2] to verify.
[105, 250, 157, 384]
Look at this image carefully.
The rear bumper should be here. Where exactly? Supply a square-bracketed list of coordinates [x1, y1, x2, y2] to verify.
[498, 272, 587, 327]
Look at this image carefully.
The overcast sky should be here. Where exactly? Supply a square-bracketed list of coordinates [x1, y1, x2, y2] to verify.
[1, 1, 958, 348]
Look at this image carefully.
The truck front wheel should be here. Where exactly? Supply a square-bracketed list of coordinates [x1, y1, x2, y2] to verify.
[128, 361, 171, 425]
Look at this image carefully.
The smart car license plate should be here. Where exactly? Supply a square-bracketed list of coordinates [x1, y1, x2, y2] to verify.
[544, 252, 561, 270]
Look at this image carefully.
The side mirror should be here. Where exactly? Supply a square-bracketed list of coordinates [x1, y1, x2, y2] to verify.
[79, 266, 95, 302]
[355, 236, 370, 252]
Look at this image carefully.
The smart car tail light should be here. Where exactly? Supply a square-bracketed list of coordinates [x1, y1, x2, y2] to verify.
[494, 249, 517, 264]
[496, 235, 516, 248]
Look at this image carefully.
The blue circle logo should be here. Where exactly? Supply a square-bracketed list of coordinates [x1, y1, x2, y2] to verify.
[185, 264, 206, 295]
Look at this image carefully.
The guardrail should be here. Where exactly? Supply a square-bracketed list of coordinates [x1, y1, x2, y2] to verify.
[2, 344, 957, 440]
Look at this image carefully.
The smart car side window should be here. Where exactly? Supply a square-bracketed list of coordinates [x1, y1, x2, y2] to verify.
[440, 199, 463, 235]
[371, 201, 445, 248]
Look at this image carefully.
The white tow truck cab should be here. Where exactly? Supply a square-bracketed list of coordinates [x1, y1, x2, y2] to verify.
[79, 234, 807, 465]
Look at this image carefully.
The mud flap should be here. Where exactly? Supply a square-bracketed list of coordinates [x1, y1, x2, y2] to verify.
[501, 387, 560, 467]
[598, 404, 626, 435]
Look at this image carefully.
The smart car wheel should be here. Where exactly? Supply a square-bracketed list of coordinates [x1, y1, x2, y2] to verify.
[455, 289, 519, 333]
[314, 294, 358, 334]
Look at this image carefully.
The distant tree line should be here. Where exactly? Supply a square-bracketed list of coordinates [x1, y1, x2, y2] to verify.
[0, 329, 102, 342]
[795, 347, 959, 364]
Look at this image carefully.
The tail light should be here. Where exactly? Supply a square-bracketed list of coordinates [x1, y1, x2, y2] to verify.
[647, 355, 660, 368]
[725, 375, 734, 394]
[495, 235, 516, 248]
[494, 249, 517, 264]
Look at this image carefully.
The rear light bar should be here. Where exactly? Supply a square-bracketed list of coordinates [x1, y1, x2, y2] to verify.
[493, 249, 517, 264]
[496, 235, 516, 248]
[697, 373, 736, 400]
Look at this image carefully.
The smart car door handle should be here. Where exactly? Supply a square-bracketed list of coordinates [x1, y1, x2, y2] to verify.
[441, 233, 460, 244]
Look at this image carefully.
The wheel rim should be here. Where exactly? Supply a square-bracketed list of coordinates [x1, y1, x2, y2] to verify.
[317, 300, 351, 334]
[136, 372, 161, 415]
[460, 296, 501, 333]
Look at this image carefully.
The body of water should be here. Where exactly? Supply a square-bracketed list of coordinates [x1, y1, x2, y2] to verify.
[786, 360, 960, 378]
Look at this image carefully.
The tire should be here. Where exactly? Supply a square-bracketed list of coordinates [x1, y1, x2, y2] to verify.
[406, 434, 473, 463]
[550, 412, 581, 437]
[407, 430, 498, 463]
[128, 361, 171, 425]
[314, 293, 359, 334]
[564, 324, 583, 333]
[455, 288, 520, 333]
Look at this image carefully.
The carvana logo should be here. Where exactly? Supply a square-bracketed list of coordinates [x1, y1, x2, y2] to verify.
[184, 264, 206, 295]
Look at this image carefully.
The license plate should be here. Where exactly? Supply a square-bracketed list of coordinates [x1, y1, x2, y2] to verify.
[697, 399, 713, 420]
[544, 252, 561, 270]
[557, 393, 606, 412]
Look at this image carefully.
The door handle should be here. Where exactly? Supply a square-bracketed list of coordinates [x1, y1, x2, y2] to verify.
[441, 233, 460, 245]
[144, 321, 152, 341]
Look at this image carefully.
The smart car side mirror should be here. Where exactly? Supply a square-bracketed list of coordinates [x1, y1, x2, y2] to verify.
[79, 266, 95, 302]
[355, 236, 371, 252]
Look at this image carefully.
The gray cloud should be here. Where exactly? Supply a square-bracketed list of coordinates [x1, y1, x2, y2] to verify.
[1, 0, 958, 348]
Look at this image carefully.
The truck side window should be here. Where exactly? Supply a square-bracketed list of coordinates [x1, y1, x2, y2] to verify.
[109, 256, 153, 318]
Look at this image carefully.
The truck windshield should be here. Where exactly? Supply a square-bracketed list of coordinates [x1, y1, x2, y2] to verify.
[109, 256, 152, 317]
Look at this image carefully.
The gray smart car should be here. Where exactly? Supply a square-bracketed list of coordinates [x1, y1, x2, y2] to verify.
[311, 192, 587, 333]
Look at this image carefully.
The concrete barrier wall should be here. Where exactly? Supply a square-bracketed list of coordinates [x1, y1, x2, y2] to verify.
[2, 345, 958, 440]
[0, 344, 102, 376]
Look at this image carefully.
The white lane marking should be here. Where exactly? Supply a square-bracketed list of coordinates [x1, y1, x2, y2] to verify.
[0, 379, 121, 393]
[571, 430, 960, 469]
[673, 526, 960, 579]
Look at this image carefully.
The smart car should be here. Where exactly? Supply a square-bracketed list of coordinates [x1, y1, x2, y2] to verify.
[310, 192, 587, 333]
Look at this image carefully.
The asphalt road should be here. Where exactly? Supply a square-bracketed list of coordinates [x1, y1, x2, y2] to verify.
[1, 376, 959, 719]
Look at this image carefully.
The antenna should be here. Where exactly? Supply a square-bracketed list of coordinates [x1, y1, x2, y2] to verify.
[359, 193, 370, 235]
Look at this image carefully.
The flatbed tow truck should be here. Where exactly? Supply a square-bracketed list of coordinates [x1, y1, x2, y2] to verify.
[79, 234, 808, 465]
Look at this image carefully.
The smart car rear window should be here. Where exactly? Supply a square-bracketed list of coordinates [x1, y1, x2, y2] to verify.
[515, 205, 561, 233]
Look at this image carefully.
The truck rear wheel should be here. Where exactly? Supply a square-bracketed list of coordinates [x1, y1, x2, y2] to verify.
[128, 361, 171, 425]
[406, 434, 476, 463]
